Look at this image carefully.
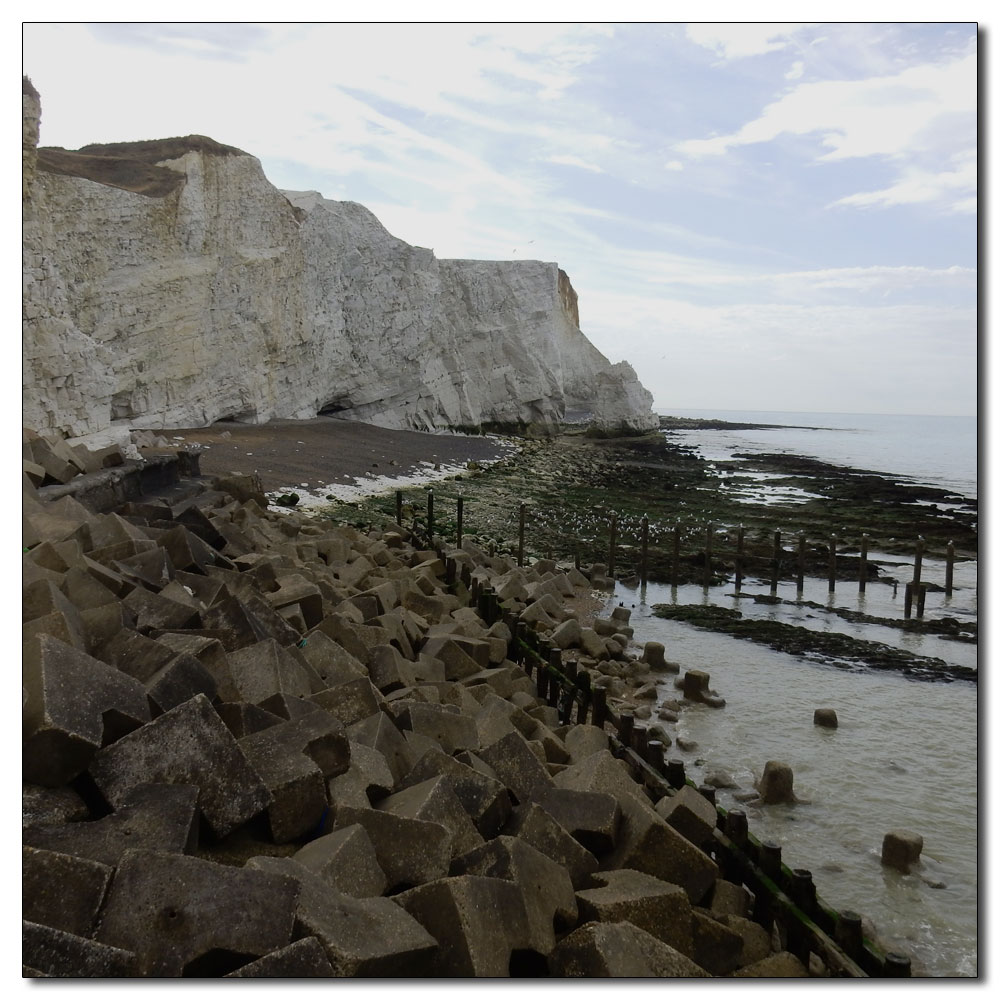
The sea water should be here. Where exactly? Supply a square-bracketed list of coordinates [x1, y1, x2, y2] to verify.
[618, 409, 979, 977]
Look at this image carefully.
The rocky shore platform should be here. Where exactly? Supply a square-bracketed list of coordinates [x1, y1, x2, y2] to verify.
[23, 428, 835, 978]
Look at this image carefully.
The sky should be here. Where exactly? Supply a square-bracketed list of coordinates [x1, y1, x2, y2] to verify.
[20, 15, 979, 417]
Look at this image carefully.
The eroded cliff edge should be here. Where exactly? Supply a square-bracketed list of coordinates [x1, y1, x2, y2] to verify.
[22, 85, 657, 447]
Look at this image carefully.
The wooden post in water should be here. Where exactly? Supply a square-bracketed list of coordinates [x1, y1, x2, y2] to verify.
[796, 534, 806, 593]
[760, 841, 782, 880]
[640, 516, 649, 584]
[904, 582, 913, 619]
[591, 687, 608, 730]
[608, 514, 618, 579]
[666, 758, 686, 789]
[617, 711, 634, 748]
[859, 533, 869, 594]
[735, 524, 745, 593]
[912, 536, 924, 590]
[828, 535, 837, 593]
[916, 584, 927, 618]
[945, 540, 955, 596]
[518, 503, 526, 567]
[672, 523, 681, 586]
[646, 740, 665, 773]
[456, 495, 463, 548]
[395, 490, 403, 526]
[770, 530, 781, 594]
[703, 522, 714, 589]
[426, 489, 434, 543]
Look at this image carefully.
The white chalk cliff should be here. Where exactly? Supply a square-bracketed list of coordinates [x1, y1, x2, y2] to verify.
[22, 85, 657, 446]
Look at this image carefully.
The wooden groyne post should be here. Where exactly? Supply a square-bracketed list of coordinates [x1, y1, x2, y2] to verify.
[608, 514, 618, 579]
[770, 530, 781, 594]
[858, 533, 869, 594]
[945, 540, 955, 596]
[735, 524, 745, 593]
[640, 516, 649, 584]
[828, 535, 837, 593]
[796, 534, 806, 593]
[517, 502, 526, 567]
[912, 536, 924, 590]
[703, 522, 714, 589]
[672, 523, 681, 586]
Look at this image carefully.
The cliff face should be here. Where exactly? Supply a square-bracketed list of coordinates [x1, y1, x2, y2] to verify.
[22, 95, 657, 445]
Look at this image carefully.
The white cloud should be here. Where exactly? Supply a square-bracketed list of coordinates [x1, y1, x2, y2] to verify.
[685, 23, 803, 60]
[678, 50, 975, 163]
[546, 154, 605, 173]
[785, 60, 805, 80]
[832, 151, 977, 213]
[665, 160, 684, 171]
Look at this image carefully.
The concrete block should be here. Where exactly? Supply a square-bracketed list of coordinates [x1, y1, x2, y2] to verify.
[419, 636, 482, 680]
[292, 824, 387, 897]
[564, 723, 610, 763]
[297, 629, 368, 688]
[731, 951, 809, 977]
[312, 676, 385, 727]
[333, 805, 452, 891]
[479, 730, 553, 804]
[326, 740, 394, 810]
[22, 783, 89, 828]
[215, 701, 285, 739]
[89, 694, 271, 839]
[398, 701, 479, 755]
[395, 875, 532, 976]
[347, 711, 416, 786]
[228, 638, 314, 706]
[575, 868, 693, 957]
[714, 913, 772, 968]
[22, 845, 112, 937]
[96, 849, 298, 976]
[654, 784, 720, 848]
[22, 920, 138, 977]
[377, 776, 484, 858]
[239, 709, 350, 842]
[548, 920, 710, 977]
[503, 802, 599, 889]
[451, 836, 577, 952]
[691, 908, 744, 975]
[882, 829, 924, 873]
[226, 936, 334, 977]
[23, 634, 151, 787]
[400, 748, 511, 838]
[248, 857, 436, 976]
[556, 752, 718, 903]
[23, 783, 198, 866]
[528, 786, 621, 855]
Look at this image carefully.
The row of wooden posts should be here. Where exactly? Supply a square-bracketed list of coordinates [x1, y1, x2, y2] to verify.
[398, 490, 955, 618]
[453, 576, 909, 978]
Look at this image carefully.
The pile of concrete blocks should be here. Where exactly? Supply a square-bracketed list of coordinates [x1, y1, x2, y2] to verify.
[22, 436, 807, 978]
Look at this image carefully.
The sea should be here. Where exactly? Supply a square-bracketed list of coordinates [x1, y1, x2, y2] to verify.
[610, 409, 980, 977]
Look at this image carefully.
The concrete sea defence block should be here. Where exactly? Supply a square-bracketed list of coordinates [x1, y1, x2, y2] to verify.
[96, 849, 299, 976]
[450, 836, 578, 953]
[333, 805, 452, 890]
[22, 845, 113, 938]
[503, 802, 599, 889]
[23, 783, 199, 866]
[547, 920, 710, 977]
[690, 908, 744, 975]
[88, 693, 272, 839]
[574, 868, 694, 958]
[527, 786, 622, 855]
[226, 937, 335, 977]
[248, 856, 436, 976]
[292, 825, 387, 898]
[395, 875, 533, 977]
[881, 829, 924, 873]
[238, 710, 350, 843]
[654, 784, 720, 848]
[397, 701, 480, 755]
[377, 776, 484, 858]
[22, 920, 139, 978]
[23, 633, 151, 787]
[478, 729, 554, 805]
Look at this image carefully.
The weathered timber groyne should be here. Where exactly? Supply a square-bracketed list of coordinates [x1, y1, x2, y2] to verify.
[22, 431, 907, 977]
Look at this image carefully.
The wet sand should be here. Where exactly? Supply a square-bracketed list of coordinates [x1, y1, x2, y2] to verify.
[157, 417, 511, 495]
